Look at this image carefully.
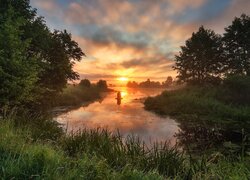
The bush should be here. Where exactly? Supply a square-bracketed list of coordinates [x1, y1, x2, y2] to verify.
[222, 75, 250, 105]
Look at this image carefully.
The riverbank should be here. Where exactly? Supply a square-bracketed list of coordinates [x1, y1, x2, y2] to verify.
[144, 85, 250, 128]
[144, 84, 250, 153]
[54, 84, 113, 107]
[1, 113, 250, 179]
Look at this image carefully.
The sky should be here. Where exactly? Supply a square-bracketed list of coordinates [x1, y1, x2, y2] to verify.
[31, 0, 250, 85]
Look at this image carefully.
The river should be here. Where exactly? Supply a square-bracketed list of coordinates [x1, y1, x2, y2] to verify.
[55, 87, 180, 145]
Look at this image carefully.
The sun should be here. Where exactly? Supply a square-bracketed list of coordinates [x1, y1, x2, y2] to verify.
[117, 77, 129, 82]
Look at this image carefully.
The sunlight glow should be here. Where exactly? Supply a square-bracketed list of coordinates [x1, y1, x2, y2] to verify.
[117, 77, 129, 82]
[121, 91, 127, 98]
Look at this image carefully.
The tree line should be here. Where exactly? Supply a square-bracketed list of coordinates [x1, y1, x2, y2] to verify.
[127, 77, 173, 88]
[79, 79, 108, 89]
[0, 0, 85, 109]
[175, 14, 250, 85]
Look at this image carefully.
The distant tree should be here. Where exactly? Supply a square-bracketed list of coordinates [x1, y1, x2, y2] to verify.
[162, 76, 173, 87]
[97, 80, 108, 89]
[174, 26, 224, 85]
[223, 14, 250, 76]
[127, 81, 139, 88]
[79, 79, 91, 88]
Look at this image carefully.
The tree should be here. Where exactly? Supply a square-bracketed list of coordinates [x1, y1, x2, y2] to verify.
[223, 14, 250, 76]
[36, 30, 84, 94]
[162, 76, 173, 87]
[174, 26, 224, 84]
[0, 7, 38, 107]
[96, 80, 108, 89]
[0, 0, 85, 106]
[127, 81, 138, 88]
[79, 79, 91, 88]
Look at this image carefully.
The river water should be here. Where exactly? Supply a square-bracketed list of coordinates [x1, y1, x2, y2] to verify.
[55, 87, 180, 145]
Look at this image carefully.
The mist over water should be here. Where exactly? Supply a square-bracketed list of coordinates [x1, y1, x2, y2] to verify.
[55, 87, 180, 145]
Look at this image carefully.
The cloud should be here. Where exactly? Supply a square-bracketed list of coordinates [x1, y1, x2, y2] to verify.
[121, 57, 173, 69]
[32, 0, 250, 82]
[89, 26, 151, 49]
[33, 0, 60, 13]
[205, 0, 250, 33]
[167, 0, 207, 13]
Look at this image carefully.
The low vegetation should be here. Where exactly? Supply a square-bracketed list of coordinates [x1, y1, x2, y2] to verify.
[145, 76, 250, 130]
[0, 114, 250, 179]
[144, 76, 250, 155]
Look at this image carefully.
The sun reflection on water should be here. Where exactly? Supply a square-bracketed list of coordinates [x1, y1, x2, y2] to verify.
[121, 91, 127, 98]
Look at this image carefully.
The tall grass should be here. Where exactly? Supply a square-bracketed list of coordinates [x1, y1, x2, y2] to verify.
[1, 112, 250, 179]
[61, 129, 184, 177]
[0, 120, 165, 179]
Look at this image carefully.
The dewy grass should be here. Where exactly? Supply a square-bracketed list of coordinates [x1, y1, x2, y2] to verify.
[0, 113, 250, 179]
[61, 129, 184, 177]
[0, 120, 165, 179]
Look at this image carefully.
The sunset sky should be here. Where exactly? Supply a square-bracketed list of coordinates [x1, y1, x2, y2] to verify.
[31, 0, 250, 85]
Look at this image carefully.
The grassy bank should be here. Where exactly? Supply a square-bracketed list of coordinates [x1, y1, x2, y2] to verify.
[144, 84, 250, 155]
[0, 121, 163, 179]
[0, 113, 250, 179]
[145, 86, 250, 130]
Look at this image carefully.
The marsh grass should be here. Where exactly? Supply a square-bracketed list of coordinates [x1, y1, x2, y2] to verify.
[61, 129, 184, 177]
[0, 120, 165, 179]
[0, 112, 250, 179]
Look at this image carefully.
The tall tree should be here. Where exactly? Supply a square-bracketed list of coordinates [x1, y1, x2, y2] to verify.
[0, 0, 85, 108]
[223, 14, 250, 76]
[0, 7, 38, 107]
[174, 26, 224, 84]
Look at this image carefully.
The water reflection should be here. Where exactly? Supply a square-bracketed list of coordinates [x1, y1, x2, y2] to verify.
[175, 121, 249, 154]
[55, 87, 180, 145]
[116, 91, 122, 105]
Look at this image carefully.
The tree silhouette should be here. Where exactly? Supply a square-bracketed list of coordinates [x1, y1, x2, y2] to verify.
[79, 79, 91, 88]
[223, 14, 250, 76]
[174, 26, 224, 85]
[97, 80, 108, 89]
[162, 76, 173, 87]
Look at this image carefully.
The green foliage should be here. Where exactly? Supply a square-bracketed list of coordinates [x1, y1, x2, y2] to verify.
[0, 7, 38, 107]
[144, 86, 250, 130]
[223, 14, 250, 75]
[0, 0, 85, 109]
[36, 30, 84, 93]
[175, 14, 250, 84]
[222, 75, 250, 105]
[0, 117, 250, 179]
[174, 26, 224, 85]
[61, 129, 184, 177]
[0, 120, 166, 179]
